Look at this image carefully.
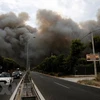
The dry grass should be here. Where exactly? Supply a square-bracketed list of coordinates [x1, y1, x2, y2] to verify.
[95, 73, 100, 81]
[78, 74, 100, 87]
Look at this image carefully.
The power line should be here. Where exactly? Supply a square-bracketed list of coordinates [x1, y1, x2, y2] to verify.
[81, 28, 100, 40]
[81, 32, 91, 40]
[80, 28, 100, 77]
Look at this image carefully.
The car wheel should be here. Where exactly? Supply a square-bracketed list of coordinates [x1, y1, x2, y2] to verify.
[9, 81, 12, 87]
[9, 84, 12, 87]
[0, 85, 2, 88]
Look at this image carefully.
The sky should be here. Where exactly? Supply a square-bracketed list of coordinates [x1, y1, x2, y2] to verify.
[0, 0, 100, 27]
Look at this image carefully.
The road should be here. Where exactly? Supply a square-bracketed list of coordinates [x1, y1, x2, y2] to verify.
[31, 71, 100, 100]
[0, 79, 20, 100]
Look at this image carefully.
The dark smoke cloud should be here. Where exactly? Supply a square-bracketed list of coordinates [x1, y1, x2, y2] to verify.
[0, 12, 36, 65]
[0, 9, 100, 66]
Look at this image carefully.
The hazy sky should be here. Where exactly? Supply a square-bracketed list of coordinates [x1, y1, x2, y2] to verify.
[0, 0, 100, 27]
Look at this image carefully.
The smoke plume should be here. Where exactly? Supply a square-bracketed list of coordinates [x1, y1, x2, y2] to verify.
[0, 9, 100, 66]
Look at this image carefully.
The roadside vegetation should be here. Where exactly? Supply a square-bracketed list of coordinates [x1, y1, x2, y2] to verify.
[0, 56, 25, 73]
[78, 73, 100, 87]
[34, 37, 99, 76]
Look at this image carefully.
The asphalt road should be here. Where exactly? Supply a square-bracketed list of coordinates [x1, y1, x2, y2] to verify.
[0, 79, 20, 100]
[31, 71, 100, 100]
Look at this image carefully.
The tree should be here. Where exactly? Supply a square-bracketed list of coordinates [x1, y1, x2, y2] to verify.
[34, 39, 86, 75]
[66, 39, 85, 74]
[89, 35, 100, 53]
[0, 56, 23, 72]
[93, 35, 100, 53]
[34, 54, 67, 75]
[53, 54, 67, 73]
[37, 56, 57, 73]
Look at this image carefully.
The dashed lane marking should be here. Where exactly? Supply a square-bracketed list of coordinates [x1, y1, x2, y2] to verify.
[54, 82, 70, 89]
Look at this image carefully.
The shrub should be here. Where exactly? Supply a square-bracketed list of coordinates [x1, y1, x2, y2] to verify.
[95, 73, 100, 81]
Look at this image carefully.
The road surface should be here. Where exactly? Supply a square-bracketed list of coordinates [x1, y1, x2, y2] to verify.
[31, 71, 100, 100]
[0, 79, 20, 100]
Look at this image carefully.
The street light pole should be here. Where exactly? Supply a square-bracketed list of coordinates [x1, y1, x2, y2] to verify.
[91, 32, 97, 77]
[26, 37, 35, 72]
[26, 41, 29, 72]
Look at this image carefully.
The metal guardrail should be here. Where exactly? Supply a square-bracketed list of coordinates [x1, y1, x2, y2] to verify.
[9, 73, 26, 100]
[21, 73, 38, 100]
[21, 72, 45, 100]
[31, 78, 45, 100]
[31, 79, 41, 100]
[21, 73, 37, 100]
[9, 72, 45, 100]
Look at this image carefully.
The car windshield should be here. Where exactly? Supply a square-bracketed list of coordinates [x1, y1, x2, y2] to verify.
[0, 73, 10, 77]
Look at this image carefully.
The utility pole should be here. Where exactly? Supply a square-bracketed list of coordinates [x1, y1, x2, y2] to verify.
[82, 29, 100, 77]
[91, 32, 97, 77]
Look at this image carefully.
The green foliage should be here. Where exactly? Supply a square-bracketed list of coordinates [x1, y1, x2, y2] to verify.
[35, 37, 100, 76]
[78, 58, 87, 65]
[65, 39, 86, 74]
[89, 35, 100, 52]
[0, 56, 23, 72]
[3, 58, 20, 70]
[35, 54, 68, 75]
[70, 39, 85, 56]
[78, 58, 92, 65]
[94, 35, 100, 52]
[34, 39, 86, 75]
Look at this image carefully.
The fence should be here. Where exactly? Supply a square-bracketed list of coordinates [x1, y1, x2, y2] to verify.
[75, 65, 100, 75]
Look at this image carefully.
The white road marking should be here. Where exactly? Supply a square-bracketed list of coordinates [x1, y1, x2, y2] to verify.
[54, 82, 70, 89]
[31, 79, 45, 100]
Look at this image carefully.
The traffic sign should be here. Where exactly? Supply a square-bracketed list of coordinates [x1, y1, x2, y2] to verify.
[86, 54, 100, 61]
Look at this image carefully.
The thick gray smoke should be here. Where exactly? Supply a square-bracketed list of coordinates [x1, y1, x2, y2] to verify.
[0, 9, 100, 66]
[0, 12, 37, 65]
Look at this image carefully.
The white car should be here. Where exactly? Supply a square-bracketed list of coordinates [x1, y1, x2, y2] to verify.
[0, 72, 13, 86]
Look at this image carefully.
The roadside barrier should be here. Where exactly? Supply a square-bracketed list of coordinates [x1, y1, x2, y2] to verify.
[31, 78, 45, 100]
[9, 72, 45, 100]
[9, 73, 26, 100]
